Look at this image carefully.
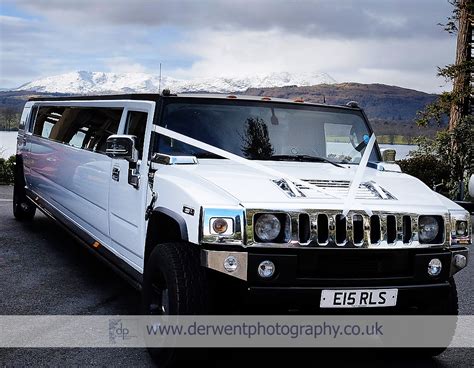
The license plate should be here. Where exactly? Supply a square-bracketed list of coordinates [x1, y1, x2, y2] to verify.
[320, 289, 398, 308]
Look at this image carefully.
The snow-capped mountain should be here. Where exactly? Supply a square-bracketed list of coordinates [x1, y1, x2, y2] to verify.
[15, 71, 336, 94]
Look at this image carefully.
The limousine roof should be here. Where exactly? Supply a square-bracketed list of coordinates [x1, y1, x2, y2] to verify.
[28, 93, 360, 110]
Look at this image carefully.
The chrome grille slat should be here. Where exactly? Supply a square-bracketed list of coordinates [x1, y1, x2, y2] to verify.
[310, 215, 318, 243]
[396, 215, 404, 244]
[328, 214, 337, 245]
[362, 215, 371, 247]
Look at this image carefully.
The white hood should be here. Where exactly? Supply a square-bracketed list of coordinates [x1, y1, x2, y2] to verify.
[164, 160, 456, 214]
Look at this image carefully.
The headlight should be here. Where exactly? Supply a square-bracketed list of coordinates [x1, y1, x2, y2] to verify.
[456, 221, 467, 236]
[450, 211, 471, 245]
[419, 216, 440, 243]
[255, 214, 281, 242]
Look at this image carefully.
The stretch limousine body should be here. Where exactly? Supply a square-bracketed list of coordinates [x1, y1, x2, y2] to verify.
[14, 92, 471, 361]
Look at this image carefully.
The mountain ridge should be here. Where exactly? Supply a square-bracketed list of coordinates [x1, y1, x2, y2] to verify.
[14, 70, 337, 94]
[2, 73, 440, 139]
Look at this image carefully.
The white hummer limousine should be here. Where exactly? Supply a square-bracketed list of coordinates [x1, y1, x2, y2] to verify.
[14, 93, 470, 330]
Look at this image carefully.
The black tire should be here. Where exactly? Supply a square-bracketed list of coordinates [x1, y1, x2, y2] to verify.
[406, 278, 458, 358]
[142, 242, 208, 367]
[423, 278, 458, 357]
[12, 182, 36, 221]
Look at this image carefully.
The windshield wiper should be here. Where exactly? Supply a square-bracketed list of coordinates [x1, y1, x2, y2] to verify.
[195, 152, 224, 159]
[268, 154, 346, 168]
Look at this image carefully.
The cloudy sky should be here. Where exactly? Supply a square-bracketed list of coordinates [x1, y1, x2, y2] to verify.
[0, 0, 456, 92]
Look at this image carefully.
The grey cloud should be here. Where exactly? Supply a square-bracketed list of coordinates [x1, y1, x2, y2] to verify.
[11, 0, 452, 39]
[0, 13, 167, 87]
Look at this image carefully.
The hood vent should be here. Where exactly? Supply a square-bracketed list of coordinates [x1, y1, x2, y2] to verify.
[273, 178, 305, 197]
[296, 179, 396, 200]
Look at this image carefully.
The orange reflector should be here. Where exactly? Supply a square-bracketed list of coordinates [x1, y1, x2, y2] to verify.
[227, 95, 237, 99]
[261, 96, 272, 101]
[92, 241, 100, 248]
[293, 98, 304, 103]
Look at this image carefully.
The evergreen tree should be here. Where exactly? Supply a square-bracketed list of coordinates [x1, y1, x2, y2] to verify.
[241, 117, 274, 159]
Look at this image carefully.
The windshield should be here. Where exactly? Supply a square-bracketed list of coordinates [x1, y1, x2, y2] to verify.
[154, 99, 379, 164]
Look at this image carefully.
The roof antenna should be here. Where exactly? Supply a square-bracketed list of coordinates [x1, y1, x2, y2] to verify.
[158, 63, 162, 93]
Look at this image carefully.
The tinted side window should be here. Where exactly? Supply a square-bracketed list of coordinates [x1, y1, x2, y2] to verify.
[125, 111, 148, 159]
[64, 107, 123, 154]
[33, 106, 66, 139]
[33, 106, 123, 154]
[18, 108, 29, 130]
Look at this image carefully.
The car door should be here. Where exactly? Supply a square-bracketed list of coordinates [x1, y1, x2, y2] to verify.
[108, 102, 155, 271]
[16, 105, 31, 162]
[18, 104, 38, 180]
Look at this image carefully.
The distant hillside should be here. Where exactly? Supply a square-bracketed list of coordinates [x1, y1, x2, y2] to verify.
[0, 84, 440, 140]
[0, 91, 72, 131]
[244, 83, 438, 123]
[0, 91, 70, 111]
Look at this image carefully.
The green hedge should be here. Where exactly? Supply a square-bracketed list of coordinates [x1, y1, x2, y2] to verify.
[397, 154, 451, 196]
[0, 155, 15, 184]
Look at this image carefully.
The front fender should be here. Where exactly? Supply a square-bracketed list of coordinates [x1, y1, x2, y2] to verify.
[153, 169, 241, 244]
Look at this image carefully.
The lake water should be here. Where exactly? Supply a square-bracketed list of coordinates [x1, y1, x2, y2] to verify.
[0, 131, 18, 159]
[0, 131, 418, 160]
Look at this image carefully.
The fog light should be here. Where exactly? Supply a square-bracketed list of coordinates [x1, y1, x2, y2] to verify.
[223, 256, 238, 273]
[427, 258, 442, 277]
[258, 260, 275, 278]
[454, 254, 467, 269]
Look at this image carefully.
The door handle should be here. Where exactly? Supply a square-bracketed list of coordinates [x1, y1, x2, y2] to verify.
[112, 166, 120, 181]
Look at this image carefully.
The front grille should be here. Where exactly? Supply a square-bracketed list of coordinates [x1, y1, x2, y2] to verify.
[246, 209, 448, 248]
[297, 212, 437, 248]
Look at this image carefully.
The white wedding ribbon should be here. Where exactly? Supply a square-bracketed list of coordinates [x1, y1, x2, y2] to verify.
[342, 134, 377, 217]
[152, 125, 341, 199]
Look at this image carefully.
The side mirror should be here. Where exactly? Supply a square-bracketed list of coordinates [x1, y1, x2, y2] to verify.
[106, 135, 139, 163]
[381, 148, 396, 163]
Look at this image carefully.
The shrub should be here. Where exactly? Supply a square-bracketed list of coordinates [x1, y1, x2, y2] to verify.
[397, 115, 473, 200]
[397, 154, 451, 195]
[0, 155, 15, 184]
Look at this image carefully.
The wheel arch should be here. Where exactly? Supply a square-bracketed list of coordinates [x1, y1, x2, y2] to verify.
[144, 207, 189, 265]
